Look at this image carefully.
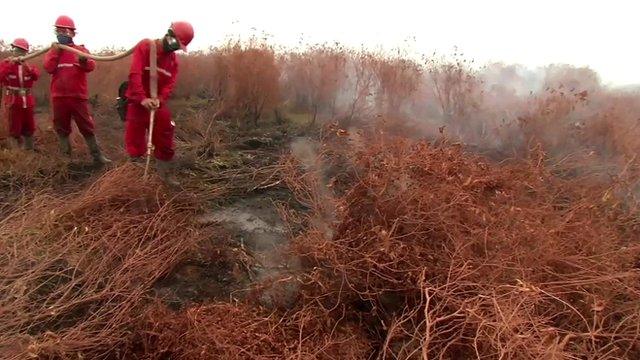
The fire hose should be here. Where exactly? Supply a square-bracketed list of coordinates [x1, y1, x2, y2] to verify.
[12, 42, 135, 62]
[7, 41, 160, 180]
[144, 40, 158, 180]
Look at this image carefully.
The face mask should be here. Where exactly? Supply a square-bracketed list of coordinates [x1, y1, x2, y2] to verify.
[57, 34, 73, 45]
[12, 47, 27, 57]
[162, 33, 181, 53]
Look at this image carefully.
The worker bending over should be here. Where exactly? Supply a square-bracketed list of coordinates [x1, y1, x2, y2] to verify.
[124, 21, 194, 186]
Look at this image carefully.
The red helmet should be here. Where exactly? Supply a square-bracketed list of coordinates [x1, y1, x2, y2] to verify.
[11, 38, 29, 52]
[170, 21, 194, 50]
[55, 15, 76, 30]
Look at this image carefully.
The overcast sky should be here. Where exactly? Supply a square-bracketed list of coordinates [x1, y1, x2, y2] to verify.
[2, 0, 639, 86]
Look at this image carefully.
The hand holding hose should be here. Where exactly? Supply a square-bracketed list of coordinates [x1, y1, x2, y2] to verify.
[141, 98, 160, 110]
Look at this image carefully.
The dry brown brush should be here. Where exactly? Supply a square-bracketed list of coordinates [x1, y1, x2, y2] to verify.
[0, 165, 201, 359]
[284, 130, 640, 359]
[121, 301, 374, 359]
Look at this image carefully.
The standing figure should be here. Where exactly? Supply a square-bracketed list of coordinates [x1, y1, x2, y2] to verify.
[0, 38, 40, 150]
[43, 15, 110, 164]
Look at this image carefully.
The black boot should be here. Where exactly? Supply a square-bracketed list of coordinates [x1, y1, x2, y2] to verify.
[24, 136, 35, 151]
[84, 136, 112, 165]
[58, 135, 72, 156]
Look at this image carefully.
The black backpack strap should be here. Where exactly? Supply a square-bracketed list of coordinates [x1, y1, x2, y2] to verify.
[118, 81, 129, 98]
[116, 81, 129, 121]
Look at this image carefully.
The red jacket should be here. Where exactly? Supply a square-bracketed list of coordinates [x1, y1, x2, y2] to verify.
[43, 43, 95, 99]
[125, 39, 178, 105]
[0, 59, 40, 108]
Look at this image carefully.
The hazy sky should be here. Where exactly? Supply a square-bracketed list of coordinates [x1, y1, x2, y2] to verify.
[3, 0, 639, 86]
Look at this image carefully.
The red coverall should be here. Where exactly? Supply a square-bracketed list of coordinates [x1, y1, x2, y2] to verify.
[0, 60, 40, 139]
[124, 39, 178, 161]
[43, 44, 96, 137]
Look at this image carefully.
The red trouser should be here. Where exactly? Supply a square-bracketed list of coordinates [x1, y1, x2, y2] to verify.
[5, 105, 35, 139]
[51, 97, 95, 137]
[124, 103, 175, 161]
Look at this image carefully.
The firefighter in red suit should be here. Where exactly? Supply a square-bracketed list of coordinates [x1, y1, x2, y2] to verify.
[43, 15, 110, 164]
[124, 21, 194, 186]
[0, 38, 40, 150]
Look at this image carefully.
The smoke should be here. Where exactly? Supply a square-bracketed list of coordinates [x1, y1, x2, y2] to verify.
[290, 137, 336, 239]
[290, 50, 640, 184]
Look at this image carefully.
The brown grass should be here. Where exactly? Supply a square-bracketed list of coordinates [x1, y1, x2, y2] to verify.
[0, 165, 202, 359]
[283, 128, 640, 358]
